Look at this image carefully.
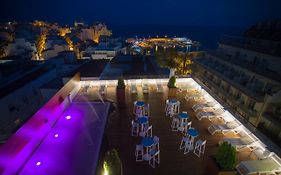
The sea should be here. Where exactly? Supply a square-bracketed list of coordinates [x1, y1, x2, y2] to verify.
[109, 25, 244, 50]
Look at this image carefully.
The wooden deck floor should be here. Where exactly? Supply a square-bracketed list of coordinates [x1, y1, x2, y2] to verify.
[74, 84, 257, 175]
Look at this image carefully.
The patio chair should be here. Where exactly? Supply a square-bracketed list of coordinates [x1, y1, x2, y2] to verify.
[153, 136, 160, 151]
[135, 144, 144, 162]
[208, 121, 241, 135]
[171, 117, 180, 131]
[178, 121, 192, 135]
[193, 140, 206, 158]
[148, 150, 160, 168]
[131, 120, 139, 136]
[131, 84, 137, 94]
[139, 125, 152, 137]
[220, 134, 258, 151]
[179, 137, 193, 154]
[236, 153, 281, 175]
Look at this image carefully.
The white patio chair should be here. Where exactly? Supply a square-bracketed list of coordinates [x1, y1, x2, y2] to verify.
[153, 136, 160, 151]
[131, 120, 139, 136]
[178, 121, 192, 135]
[193, 139, 206, 157]
[148, 150, 160, 168]
[171, 117, 180, 131]
[180, 136, 193, 154]
[135, 144, 144, 162]
[139, 125, 152, 137]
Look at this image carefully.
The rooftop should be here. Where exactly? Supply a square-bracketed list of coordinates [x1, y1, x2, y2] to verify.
[76, 78, 280, 174]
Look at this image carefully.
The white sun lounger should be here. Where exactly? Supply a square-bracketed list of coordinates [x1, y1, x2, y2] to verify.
[142, 84, 149, 94]
[156, 84, 163, 93]
[99, 85, 106, 95]
[192, 101, 217, 112]
[131, 84, 137, 94]
[208, 121, 241, 135]
[185, 94, 205, 102]
[220, 134, 258, 151]
[236, 154, 281, 175]
[196, 108, 224, 121]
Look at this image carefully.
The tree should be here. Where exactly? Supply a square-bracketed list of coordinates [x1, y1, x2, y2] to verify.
[215, 142, 237, 170]
[117, 77, 125, 89]
[103, 149, 122, 175]
[167, 76, 176, 88]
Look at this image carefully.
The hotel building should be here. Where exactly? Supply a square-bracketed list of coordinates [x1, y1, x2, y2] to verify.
[192, 23, 281, 146]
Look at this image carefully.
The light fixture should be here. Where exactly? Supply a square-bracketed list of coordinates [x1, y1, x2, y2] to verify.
[36, 161, 41, 166]
[54, 134, 59, 138]
[66, 115, 71, 120]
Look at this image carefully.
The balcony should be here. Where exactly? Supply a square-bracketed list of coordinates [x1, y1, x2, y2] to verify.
[198, 73, 258, 119]
[219, 35, 281, 57]
[208, 51, 281, 83]
[194, 58, 265, 102]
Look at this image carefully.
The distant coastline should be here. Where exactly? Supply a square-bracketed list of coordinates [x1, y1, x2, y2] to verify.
[110, 25, 244, 50]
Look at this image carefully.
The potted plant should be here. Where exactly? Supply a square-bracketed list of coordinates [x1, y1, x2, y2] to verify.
[167, 76, 177, 97]
[214, 142, 236, 175]
[103, 149, 123, 175]
[116, 77, 125, 107]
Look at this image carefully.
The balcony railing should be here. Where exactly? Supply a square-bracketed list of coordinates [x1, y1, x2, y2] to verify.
[194, 59, 265, 102]
[219, 35, 281, 57]
[207, 51, 281, 83]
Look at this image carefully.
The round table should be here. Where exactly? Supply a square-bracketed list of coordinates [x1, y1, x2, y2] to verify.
[136, 101, 145, 106]
[186, 128, 199, 150]
[141, 137, 155, 160]
[168, 99, 177, 104]
[137, 117, 148, 132]
[178, 112, 189, 127]
[179, 112, 189, 119]
[188, 128, 199, 138]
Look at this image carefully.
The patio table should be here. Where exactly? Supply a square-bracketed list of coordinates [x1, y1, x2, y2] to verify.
[141, 137, 155, 160]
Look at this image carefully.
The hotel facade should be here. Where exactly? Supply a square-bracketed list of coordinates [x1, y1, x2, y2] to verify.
[192, 35, 281, 146]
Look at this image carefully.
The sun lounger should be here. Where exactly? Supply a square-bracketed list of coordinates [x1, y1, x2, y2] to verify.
[142, 84, 149, 94]
[192, 101, 217, 112]
[131, 84, 137, 94]
[156, 84, 163, 93]
[99, 85, 106, 95]
[196, 108, 224, 121]
[220, 134, 258, 151]
[236, 154, 281, 175]
[208, 121, 240, 135]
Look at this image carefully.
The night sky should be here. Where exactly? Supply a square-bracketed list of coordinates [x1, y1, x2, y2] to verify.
[1, 0, 281, 27]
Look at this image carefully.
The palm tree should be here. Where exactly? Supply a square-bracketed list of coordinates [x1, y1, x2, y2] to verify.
[156, 47, 178, 77]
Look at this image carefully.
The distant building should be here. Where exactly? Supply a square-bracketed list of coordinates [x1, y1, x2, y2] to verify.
[192, 21, 281, 145]
[0, 61, 58, 141]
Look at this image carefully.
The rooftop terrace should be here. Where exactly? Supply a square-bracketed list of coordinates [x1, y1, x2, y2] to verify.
[75, 78, 281, 175]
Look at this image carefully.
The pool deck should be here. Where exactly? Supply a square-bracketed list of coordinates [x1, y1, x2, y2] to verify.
[75, 84, 258, 175]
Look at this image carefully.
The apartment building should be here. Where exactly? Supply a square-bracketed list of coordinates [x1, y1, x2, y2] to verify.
[192, 24, 281, 145]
